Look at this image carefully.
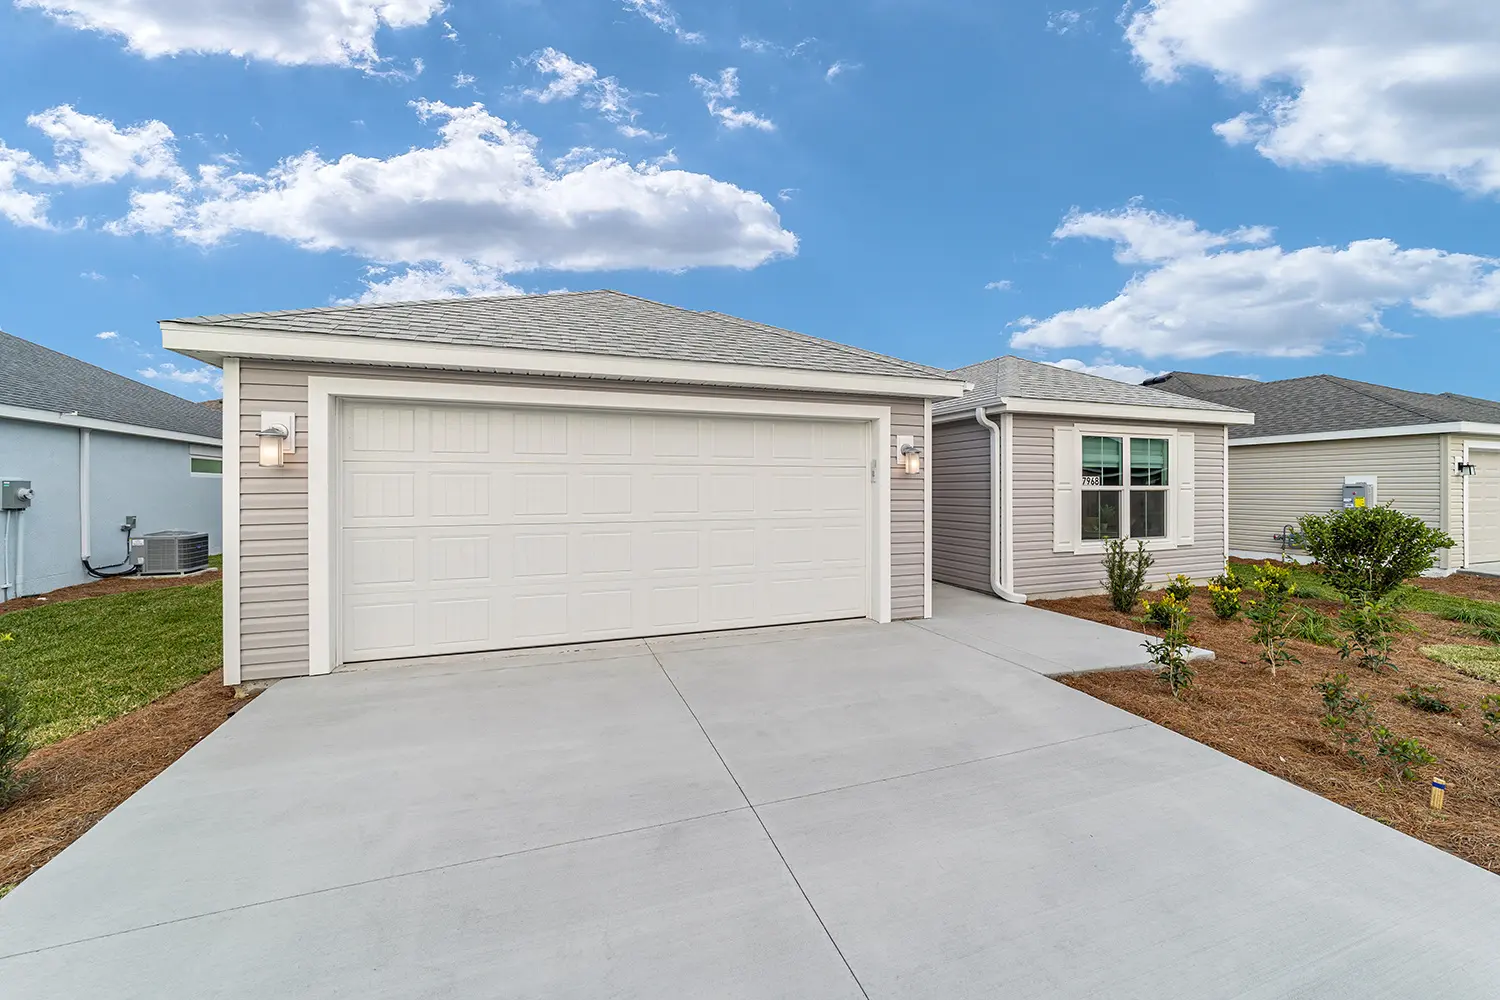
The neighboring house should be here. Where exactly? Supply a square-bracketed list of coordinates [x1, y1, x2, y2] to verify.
[160, 291, 968, 684]
[0, 331, 223, 598]
[1146, 372, 1500, 574]
[930, 357, 1253, 600]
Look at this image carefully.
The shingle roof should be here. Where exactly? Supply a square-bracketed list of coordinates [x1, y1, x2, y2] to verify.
[933, 356, 1249, 418]
[173, 289, 956, 383]
[1143, 371, 1260, 394]
[1147, 372, 1500, 440]
[0, 331, 221, 439]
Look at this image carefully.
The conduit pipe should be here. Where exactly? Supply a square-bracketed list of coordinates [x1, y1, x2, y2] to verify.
[975, 406, 1027, 603]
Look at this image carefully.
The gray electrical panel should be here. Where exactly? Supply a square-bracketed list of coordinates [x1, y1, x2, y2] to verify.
[1, 480, 33, 510]
[1342, 480, 1374, 509]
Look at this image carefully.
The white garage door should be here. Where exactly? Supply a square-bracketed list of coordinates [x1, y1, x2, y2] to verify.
[1470, 456, 1500, 564]
[338, 401, 873, 662]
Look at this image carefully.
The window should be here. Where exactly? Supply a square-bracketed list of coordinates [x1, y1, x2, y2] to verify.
[190, 456, 223, 476]
[1081, 434, 1168, 541]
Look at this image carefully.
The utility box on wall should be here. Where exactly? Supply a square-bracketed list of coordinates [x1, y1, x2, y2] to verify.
[1343, 476, 1377, 509]
[1, 479, 33, 510]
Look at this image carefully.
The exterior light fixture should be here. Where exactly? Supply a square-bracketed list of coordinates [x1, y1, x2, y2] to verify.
[1458, 460, 1478, 477]
[257, 411, 295, 468]
[897, 435, 923, 475]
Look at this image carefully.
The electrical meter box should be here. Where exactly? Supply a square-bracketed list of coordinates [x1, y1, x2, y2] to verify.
[1342, 477, 1376, 509]
[1, 479, 32, 510]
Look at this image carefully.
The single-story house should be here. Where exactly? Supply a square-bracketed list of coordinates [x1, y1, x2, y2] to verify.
[1146, 372, 1500, 574]
[0, 330, 223, 597]
[930, 357, 1254, 600]
[160, 291, 969, 684]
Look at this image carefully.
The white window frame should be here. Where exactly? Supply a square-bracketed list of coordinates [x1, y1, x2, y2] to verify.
[189, 454, 224, 477]
[1056, 423, 1192, 555]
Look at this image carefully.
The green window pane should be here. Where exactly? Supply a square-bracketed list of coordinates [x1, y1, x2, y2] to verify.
[1130, 490, 1166, 538]
[1082, 490, 1121, 540]
[191, 457, 223, 475]
[1130, 438, 1168, 487]
[1082, 436, 1122, 487]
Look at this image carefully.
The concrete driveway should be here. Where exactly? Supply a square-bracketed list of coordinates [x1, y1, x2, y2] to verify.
[1, 587, 1497, 999]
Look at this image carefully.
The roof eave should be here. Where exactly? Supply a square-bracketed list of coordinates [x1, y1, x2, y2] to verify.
[161, 321, 971, 400]
[0, 400, 222, 445]
[935, 394, 1255, 426]
[1230, 421, 1500, 446]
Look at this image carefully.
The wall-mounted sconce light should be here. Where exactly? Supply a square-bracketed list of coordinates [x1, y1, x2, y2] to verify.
[258, 411, 296, 468]
[897, 435, 923, 475]
[1458, 460, 1478, 477]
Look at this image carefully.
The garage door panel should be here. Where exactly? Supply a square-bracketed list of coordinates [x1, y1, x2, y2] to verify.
[1471, 458, 1500, 563]
[339, 403, 872, 662]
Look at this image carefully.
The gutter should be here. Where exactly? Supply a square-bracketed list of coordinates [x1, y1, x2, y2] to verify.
[975, 407, 1027, 604]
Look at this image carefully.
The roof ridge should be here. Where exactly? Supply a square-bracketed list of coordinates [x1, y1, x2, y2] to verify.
[1319, 374, 1443, 422]
[698, 311, 951, 378]
[183, 289, 608, 325]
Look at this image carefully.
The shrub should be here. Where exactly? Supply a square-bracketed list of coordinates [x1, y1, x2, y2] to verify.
[1421, 644, 1500, 682]
[1164, 574, 1194, 602]
[0, 633, 29, 810]
[1290, 606, 1339, 647]
[1246, 563, 1300, 676]
[1101, 538, 1154, 613]
[1296, 505, 1454, 600]
[1371, 726, 1436, 781]
[1338, 598, 1401, 674]
[1140, 593, 1189, 629]
[1207, 581, 1242, 620]
[1315, 673, 1375, 763]
[1439, 605, 1500, 644]
[1480, 695, 1500, 738]
[1396, 684, 1453, 714]
[1143, 598, 1195, 699]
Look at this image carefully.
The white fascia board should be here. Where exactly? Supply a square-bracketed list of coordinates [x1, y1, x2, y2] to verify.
[160, 322, 971, 401]
[1229, 422, 1500, 447]
[935, 397, 1254, 426]
[0, 401, 221, 446]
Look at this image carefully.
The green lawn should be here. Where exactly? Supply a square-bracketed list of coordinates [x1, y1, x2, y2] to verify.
[0, 579, 223, 747]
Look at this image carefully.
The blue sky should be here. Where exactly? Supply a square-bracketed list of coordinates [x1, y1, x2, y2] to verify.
[1, 0, 1498, 400]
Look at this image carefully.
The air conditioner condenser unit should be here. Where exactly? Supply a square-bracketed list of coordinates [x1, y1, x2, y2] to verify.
[131, 530, 211, 576]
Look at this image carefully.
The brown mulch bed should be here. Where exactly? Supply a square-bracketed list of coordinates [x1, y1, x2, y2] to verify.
[0, 674, 255, 890]
[0, 569, 220, 618]
[1036, 589, 1500, 876]
[1410, 572, 1500, 603]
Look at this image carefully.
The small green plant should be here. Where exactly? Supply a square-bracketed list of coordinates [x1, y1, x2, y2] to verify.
[1337, 597, 1400, 674]
[1421, 645, 1500, 682]
[1164, 574, 1194, 602]
[1480, 695, 1500, 738]
[1143, 598, 1195, 699]
[1206, 581, 1242, 620]
[1290, 606, 1340, 647]
[1140, 593, 1189, 629]
[1296, 505, 1454, 600]
[1439, 605, 1500, 644]
[1315, 673, 1375, 763]
[0, 633, 30, 810]
[1395, 684, 1453, 714]
[1101, 538, 1154, 613]
[1246, 563, 1300, 676]
[1371, 726, 1437, 781]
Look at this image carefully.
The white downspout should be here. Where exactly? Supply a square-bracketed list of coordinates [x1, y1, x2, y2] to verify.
[79, 428, 91, 563]
[975, 407, 1027, 603]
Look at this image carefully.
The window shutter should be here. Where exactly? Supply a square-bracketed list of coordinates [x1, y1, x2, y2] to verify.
[1053, 426, 1076, 552]
[1176, 431, 1195, 545]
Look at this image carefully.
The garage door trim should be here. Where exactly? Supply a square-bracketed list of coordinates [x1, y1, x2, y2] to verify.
[306, 375, 894, 674]
[1464, 441, 1500, 567]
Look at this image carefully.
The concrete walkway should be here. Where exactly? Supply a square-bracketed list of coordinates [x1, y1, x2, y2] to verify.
[1, 592, 1497, 998]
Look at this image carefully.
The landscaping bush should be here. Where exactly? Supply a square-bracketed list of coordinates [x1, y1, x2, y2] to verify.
[1372, 726, 1437, 781]
[1396, 684, 1453, 714]
[1421, 645, 1500, 683]
[1101, 538, 1153, 613]
[1207, 581, 1242, 620]
[1297, 505, 1454, 600]
[1246, 562, 1300, 676]
[1338, 598, 1401, 674]
[1315, 673, 1375, 763]
[1291, 606, 1339, 647]
[0, 633, 30, 809]
[1164, 574, 1194, 602]
[1143, 598, 1195, 699]
[1481, 695, 1500, 738]
[1140, 593, 1189, 629]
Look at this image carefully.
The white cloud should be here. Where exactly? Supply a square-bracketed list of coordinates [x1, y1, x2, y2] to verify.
[0, 144, 51, 227]
[1011, 203, 1500, 358]
[691, 69, 775, 131]
[523, 49, 649, 138]
[453, 72, 476, 90]
[620, 0, 702, 43]
[112, 100, 797, 277]
[80, 270, 104, 280]
[777, 187, 797, 202]
[1046, 9, 1089, 35]
[740, 36, 815, 58]
[1046, 357, 1162, 384]
[825, 60, 858, 82]
[138, 360, 223, 390]
[1124, 0, 1500, 193]
[985, 279, 1013, 291]
[95, 330, 117, 339]
[349, 261, 525, 303]
[16, 0, 444, 68]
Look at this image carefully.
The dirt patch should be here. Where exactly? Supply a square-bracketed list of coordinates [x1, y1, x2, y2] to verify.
[0, 673, 254, 889]
[1036, 590, 1500, 876]
[0, 570, 221, 618]
[1410, 572, 1500, 603]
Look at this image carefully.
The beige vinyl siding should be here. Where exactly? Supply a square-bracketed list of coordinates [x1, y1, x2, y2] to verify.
[238, 361, 930, 679]
[931, 418, 992, 592]
[1227, 435, 1442, 558]
[1011, 415, 1227, 598]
